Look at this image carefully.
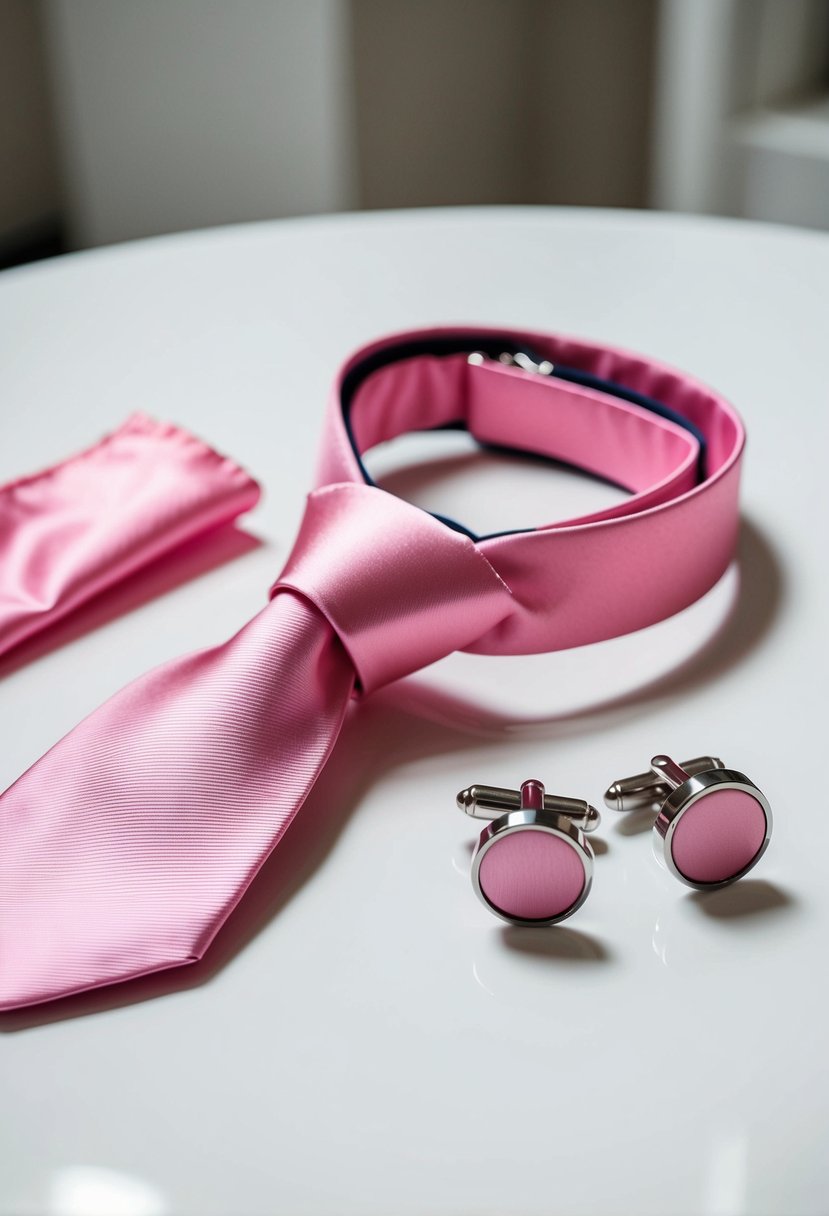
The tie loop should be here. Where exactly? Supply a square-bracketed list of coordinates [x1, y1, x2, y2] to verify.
[272, 483, 514, 694]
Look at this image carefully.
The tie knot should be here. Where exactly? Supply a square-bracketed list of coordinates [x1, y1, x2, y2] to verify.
[271, 484, 514, 694]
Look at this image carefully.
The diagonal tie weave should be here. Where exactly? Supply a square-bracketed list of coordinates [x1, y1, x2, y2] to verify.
[0, 327, 745, 1009]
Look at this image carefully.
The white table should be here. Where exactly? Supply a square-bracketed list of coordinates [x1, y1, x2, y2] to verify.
[0, 208, 825, 1216]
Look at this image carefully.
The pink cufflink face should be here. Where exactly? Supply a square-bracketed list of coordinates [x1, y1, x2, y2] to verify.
[657, 771, 771, 888]
[605, 755, 772, 890]
[474, 819, 590, 923]
[457, 779, 598, 925]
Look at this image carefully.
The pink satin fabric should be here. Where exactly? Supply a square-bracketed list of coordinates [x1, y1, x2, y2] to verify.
[0, 413, 260, 657]
[0, 326, 745, 1010]
[319, 327, 744, 656]
[0, 594, 354, 1006]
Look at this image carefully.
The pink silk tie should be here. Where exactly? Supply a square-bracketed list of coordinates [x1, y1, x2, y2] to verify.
[0, 326, 745, 1010]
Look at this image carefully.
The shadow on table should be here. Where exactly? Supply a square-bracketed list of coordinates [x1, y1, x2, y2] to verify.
[499, 924, 614, 964]
[689, 878, 797, 920]
[0, 516, 785, 1031]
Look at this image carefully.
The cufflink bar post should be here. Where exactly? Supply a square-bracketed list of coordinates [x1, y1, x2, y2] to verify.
[457, 780, 600, 831]
[603, 755, 724, 813]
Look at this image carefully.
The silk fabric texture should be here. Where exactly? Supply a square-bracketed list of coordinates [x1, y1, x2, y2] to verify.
[0, 327, 745, 1010]
[0, 413, 260, 658]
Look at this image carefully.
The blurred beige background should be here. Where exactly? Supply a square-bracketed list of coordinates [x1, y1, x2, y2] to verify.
[1, 0, 828, 267]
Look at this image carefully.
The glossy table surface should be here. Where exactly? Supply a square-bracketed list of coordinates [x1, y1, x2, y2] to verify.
[0, 207, 825, 1216]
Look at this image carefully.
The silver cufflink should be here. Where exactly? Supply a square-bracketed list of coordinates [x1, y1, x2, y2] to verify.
[604, 754, 772, 890]
[456, 779, 600, 925]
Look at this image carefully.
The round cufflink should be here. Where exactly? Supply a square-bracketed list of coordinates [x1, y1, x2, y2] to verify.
[456, 778, 600, 925]
[604, 754, 772, 889]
